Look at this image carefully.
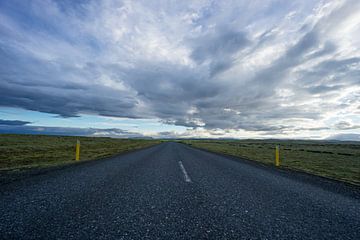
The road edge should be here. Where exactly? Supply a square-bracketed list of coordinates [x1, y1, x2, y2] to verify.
[180, 142, 360, 199]
[0, 142, 162, 186]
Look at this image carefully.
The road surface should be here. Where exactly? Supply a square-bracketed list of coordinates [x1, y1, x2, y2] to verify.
[0, 142, 359, 239]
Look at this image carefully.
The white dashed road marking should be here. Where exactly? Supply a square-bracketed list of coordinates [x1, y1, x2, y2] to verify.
[178, 161, 192, 183]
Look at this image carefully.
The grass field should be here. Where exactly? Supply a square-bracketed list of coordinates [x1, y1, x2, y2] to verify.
[0, 134, 160, 171]
[181, 140, 360, 185]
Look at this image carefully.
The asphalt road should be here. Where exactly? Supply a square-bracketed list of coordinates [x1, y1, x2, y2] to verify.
[0, 142, 359, 239]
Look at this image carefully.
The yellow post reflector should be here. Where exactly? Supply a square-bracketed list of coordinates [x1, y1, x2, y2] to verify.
[275, 145, 280, 167]
[76, 140, 80, 161]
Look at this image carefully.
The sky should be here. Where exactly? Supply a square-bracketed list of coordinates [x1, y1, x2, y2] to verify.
[0, 0, 360, 140]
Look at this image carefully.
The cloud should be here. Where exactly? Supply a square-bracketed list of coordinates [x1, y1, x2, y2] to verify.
[0, 0, 359, 138]
[0, 124, 147, 138]
[334, 121, 360, 130]
[189, 26, 249, 76]
[0, 119, 31, 126]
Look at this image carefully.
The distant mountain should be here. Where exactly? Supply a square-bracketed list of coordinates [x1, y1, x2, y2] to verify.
[327, 134, 360, 141]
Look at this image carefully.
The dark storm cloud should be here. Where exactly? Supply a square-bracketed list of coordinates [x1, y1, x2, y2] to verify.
[304, 85, 344, 94]
[190, 30, 248, 62]
[334, 121, 360, 130]
[0, 119, 31, 126]
[0, 79, 137, 118]
[190, 27, 249, 75]
[298, 57, 360, 86]
[0, 46, 138, 118]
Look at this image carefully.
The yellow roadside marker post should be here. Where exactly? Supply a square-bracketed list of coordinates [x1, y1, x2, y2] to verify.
[76, 140, 80, 161]
[275, 145, 280, 167]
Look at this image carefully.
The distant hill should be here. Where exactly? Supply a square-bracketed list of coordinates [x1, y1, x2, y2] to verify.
[327, 134, 360, 142]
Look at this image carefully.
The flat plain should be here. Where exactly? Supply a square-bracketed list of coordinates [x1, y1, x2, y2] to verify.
[0, 134, 160, 171]
[1, 135, 359, 185]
